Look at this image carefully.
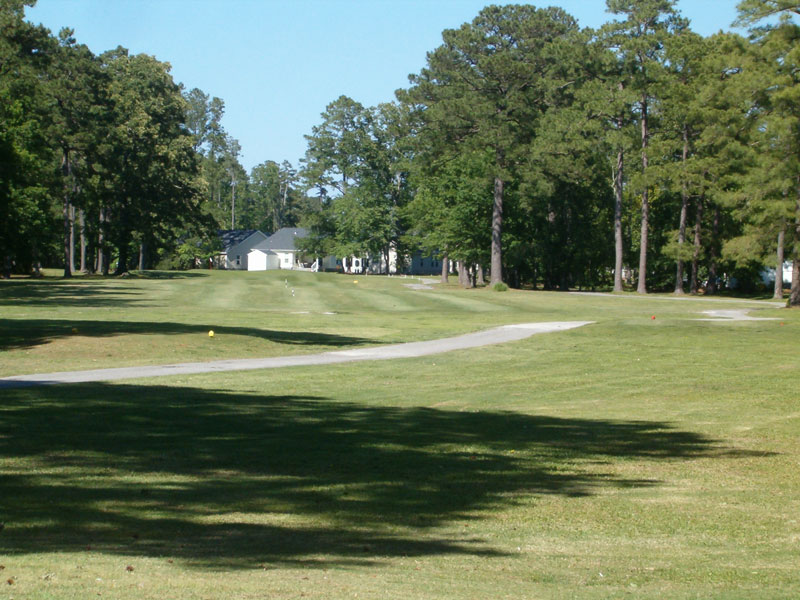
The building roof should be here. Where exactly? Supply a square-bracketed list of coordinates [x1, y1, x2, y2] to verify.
[252, 227, 308, 252]
[218, 229, 264, 251]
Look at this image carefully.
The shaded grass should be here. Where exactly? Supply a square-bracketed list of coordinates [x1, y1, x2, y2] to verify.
[0, 383, 716, 567]
[0, 319, 376, 352]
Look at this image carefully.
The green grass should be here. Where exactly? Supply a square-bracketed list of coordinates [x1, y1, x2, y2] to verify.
[1, 270, 798, 598]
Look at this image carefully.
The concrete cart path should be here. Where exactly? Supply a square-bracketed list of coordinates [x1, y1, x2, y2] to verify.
[0, 321, 593, 389]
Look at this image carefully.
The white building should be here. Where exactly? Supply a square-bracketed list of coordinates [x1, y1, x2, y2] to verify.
[760, 261, 793, 287]
[247, 227, 309, 271]
[216, 230, 268, 270]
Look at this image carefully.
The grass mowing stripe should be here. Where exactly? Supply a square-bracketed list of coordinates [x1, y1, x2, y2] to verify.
[0, 270, 798, 599]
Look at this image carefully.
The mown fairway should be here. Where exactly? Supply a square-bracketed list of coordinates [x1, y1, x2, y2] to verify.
[1, 271, 798, 599]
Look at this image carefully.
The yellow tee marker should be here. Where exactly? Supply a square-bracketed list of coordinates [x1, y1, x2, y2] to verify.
[208, 330, 215, 338]
[353, 280, 358, 284]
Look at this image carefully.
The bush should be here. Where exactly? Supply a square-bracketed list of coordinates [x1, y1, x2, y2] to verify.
[493, 282, 508, 292]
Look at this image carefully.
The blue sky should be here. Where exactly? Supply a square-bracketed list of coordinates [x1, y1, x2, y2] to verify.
[26, 0, 746, 173]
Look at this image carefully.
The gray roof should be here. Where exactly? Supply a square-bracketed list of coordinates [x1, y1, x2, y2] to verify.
[252, 227, 308, 252]
[218, 229, 265, 251]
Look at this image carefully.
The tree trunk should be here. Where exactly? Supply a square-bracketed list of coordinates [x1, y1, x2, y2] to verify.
[230, 181, 236, 230]
[79, 209, 87, 273]
[96, 207, 105, 275]
[690, 197, 703, 294]
[32, 248, 41, 277]
[637, 191, 649, 294]
[490, 175, 503, 285]
[791, 260, 800, 307]
[96, 238, 103, 274]
[68, 204, 76, 275]
[457, 260, 472, 288]
[636, 96, 649, 295]
[441, 254, 449, 284]
[62, 151, 73, 278]
[774, 225, 785, 300]
[613, 147, 624, 292]
[706, 206, 721, 295]
[117, 241, 129, 276]
[476, 263, 485, 286]
[281, 181, 289, 230]
[675, 127, 689, 294]
[138, 242, 146, 271]
[790, 186, 800, 307]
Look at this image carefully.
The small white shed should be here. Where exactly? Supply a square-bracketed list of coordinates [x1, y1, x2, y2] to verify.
[247, 249, 281, 271]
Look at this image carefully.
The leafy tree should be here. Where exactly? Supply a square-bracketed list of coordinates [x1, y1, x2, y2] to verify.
[565, 36, 639, 292]
[45, 28, 108, 277]
[405, 150, 492, 286]
[221, 134, 244, 229]
[405, 5, 581, 286]
[655, 30, 708, 293]
[302, 95, 370, 196]
[0, 0, 56, 275]
[733, 0, 800, 305]
[243, 160, 301, 232]
[603, 0, 687, 293]
[182, 87, 231, 228]
[302, 97, 412, 271]
[99, 47, 202, 273]
[518, 29, 620, 290]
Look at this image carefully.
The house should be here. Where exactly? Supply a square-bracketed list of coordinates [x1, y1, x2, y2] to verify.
[407, 251, 443, 276]
[247, 227, 309, 271]
[365, 248, 443, 275]
[215, 230, 268, 270]
[760, 261, 793, 287]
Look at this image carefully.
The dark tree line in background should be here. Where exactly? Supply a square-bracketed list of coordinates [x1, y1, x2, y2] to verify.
[302, 0, 800, 305]
[2, 0, 799, 306]
[1, 2, 206, 276]
[0, 0, 306, 276]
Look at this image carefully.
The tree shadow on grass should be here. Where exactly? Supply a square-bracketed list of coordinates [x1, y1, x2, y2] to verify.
[0, 279, 145, 308]
[0, 318, 377, 352]
[127, 270, 210, 279]
[0, 382, 747, 568]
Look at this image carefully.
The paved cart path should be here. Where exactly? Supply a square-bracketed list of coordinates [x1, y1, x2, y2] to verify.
[0, 321, 593, 389]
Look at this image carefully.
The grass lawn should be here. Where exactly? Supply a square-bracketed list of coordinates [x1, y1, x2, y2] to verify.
[1, 270, 798, 598]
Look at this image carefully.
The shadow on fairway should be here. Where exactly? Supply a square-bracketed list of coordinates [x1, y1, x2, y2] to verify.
[0, 279, 145, 307]
[128, 270, 210, 279]
[0, 382, 747, 568]
[0, 319, 376, 351]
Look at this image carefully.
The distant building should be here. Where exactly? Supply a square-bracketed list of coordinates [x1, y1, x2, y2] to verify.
[247, 227, 310, 271]
[365, 248, 443, 275]
[215, 230, 268, 270]
[760, 261, 793, 287]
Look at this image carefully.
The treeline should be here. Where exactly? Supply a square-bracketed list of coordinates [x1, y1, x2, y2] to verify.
[0, 1, 306, 276]
[2, 1, 799, 306]
[300, 0, 800, 305]
[1, 4, 201, 276]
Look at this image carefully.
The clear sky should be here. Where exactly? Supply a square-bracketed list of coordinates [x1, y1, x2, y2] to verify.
[26, 0, 746, 173]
